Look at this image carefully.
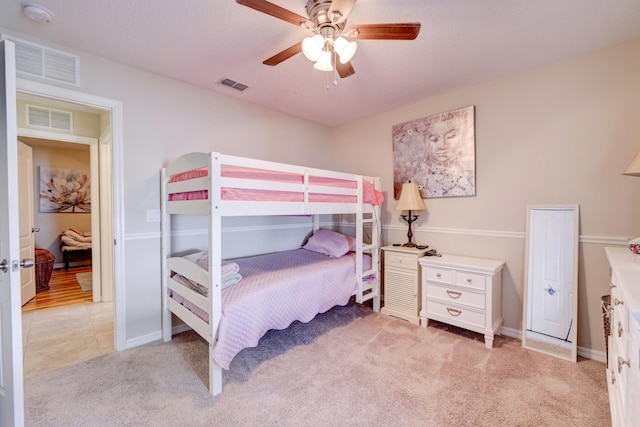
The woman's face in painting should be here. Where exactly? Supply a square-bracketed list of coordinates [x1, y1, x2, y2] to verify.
[426, 119, 465, 165]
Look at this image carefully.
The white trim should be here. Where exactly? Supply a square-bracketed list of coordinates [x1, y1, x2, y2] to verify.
[385, 224, 630, 246]
[16, 78, 126, 352]
[125, 331, 162, 349]
[17, 126, 94, 144]
[499, 326, 606, 362]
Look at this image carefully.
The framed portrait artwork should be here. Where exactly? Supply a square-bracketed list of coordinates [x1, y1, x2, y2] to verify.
[392, 105, 476, 199]
[39, 166, 91, 213]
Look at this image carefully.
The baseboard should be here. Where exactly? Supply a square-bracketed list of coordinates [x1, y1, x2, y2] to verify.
[499, 326, 606, 362]
[125, 331, 162, 349]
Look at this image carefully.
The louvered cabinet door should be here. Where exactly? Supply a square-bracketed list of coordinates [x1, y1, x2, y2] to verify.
[380, 246, 428, 324]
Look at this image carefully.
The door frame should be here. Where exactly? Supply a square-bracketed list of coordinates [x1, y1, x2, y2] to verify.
[16, 78, 126, 351]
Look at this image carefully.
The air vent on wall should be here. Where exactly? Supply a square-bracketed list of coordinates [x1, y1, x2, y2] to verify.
[217, 77, 249, 92]
[27, 104, 73, 131]
[2, 35, 79, 86]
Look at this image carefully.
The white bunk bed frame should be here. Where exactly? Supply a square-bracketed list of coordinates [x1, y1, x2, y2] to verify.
[160, 152, 381, 396]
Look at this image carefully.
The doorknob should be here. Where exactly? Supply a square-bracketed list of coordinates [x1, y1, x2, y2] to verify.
[0, 259, 7, 273]
[20, 258, 34, 268]
[32, 227, 40, 233]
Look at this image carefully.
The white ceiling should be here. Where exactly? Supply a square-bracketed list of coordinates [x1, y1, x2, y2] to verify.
[2, 0, 640, 127]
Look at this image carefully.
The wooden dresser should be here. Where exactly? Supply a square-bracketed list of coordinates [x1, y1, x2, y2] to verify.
[605, 247, 640, 427]
[419, 254, 505, 348]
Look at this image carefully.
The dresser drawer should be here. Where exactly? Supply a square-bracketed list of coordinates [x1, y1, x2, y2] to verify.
[426, 283, 485, 310]
[424, 267, 453, 284]
[426, 300, 485, 329]
[385, 251, 419, 270]
[454, 270, 486, 291]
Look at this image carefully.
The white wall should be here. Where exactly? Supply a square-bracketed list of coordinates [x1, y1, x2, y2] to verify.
[330, 38, 640, 356]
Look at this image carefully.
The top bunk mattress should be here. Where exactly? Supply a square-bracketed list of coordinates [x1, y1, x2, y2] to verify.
[167, 166, 384, 206]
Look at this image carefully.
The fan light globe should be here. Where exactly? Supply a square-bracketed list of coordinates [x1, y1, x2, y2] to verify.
[313, 50, 333, 71]
[302, 35, 324, 61]
[334, 37, 357, 64]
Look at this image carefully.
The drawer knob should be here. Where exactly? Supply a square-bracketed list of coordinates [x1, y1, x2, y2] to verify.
[436, 273, 441, 278]
[614, 298, 624, 306]
[618, 356, 630, 374]
[618, 321, 624, 338]
[466, 278, 472, 283]
[446, 290, 462, 299]
[446, 307, 462, 316]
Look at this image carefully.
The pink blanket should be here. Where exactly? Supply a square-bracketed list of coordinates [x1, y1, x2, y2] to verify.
[168, 166, 384, 206]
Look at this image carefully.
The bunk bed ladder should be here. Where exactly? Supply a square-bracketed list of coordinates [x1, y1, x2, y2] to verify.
[354, 177, 381, 312]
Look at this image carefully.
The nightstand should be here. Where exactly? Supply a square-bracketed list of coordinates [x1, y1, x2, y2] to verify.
[381, 245, 429, 324]
[419, 254, 505, 348]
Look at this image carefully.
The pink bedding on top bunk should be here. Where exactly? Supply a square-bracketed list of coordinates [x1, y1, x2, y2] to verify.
[167, 166, 384, 206]
[169, 248, 373, 369]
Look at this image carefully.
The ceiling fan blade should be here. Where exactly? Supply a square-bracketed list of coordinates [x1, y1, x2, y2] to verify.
[328, 0, 357, 24]
[236, 0, 309, 27]
[336, 61, 355, 78]
[263, 42, 303, 66]
[346, 23, 421, 40]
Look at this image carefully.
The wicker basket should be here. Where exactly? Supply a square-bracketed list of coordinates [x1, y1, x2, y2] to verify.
[601, 294, 611, 366]
[35, 249, 55, 292]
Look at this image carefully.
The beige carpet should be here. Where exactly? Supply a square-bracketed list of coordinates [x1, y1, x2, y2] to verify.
[24, 303, 610, 426]
[75, 272, 92, 292]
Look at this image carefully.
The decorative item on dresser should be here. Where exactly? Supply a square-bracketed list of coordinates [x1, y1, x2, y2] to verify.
[605, 246, 640, 427]
[419, 254, 505, 348]
[380, 245, 429, 324]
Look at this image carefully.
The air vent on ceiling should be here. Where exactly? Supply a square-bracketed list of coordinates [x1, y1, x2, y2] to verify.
[2, 35, 80, 86]
[27, 104, 73, 132]
[217, 77, 249, 92]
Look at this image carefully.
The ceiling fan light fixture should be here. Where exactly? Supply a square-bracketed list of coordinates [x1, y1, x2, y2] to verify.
[313, 50, 333, 72]
[334, 37, 357, 64]
[302, 34, 324, 61]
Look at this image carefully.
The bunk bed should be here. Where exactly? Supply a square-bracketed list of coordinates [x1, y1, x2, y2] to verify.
[161, 152, 383, 396]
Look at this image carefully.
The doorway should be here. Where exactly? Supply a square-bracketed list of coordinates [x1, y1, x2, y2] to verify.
[16, 94, 116, 376]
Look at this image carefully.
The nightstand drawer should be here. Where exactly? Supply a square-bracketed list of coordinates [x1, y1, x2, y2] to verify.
[426, 300, 485, 329]
[425, 267, 453, 284]
[454, 271, 486, 291]
[385, 251, 420, 270]
[426, 284, 485, 310]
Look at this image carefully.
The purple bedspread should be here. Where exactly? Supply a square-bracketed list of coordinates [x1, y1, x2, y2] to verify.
[213, 249, 371, 369]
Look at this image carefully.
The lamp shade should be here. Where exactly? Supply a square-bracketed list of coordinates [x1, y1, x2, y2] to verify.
[395, 182, 426, 211]
[624, 151, 640, 176]
[302, 35, 324, 61]
[313, 50, 333, 71]
[333, 37, 357, 64]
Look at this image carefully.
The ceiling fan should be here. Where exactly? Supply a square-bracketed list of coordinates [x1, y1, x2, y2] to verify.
[236, 0, 421, 78]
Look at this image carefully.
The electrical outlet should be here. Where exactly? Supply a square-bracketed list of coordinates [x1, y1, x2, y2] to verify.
[147, 209, 161, 222]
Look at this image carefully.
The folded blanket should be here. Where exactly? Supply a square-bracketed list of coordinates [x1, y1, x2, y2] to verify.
[222, 260, 239, 276]
[60, 235, 92, 248]
[222, 272, 243, 289]
[62, 229, 92, 244]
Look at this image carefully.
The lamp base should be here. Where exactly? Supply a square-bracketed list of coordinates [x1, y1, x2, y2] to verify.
[402, 242, 417, 248]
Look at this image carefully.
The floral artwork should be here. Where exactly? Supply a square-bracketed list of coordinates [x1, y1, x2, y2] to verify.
[392, 106, 475, 199]
[39, 167, 91, 213]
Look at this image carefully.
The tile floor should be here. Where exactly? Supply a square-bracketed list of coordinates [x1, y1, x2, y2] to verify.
[22, 301, 114, 378]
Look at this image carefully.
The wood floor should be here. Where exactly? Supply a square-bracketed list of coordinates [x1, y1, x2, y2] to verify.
[22, 266, 93, 314]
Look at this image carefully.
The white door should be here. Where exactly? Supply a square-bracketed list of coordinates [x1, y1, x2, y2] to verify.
[527, 208, 575, 340]
[18, 140, 35, 305]
[0, 40, 25, 427]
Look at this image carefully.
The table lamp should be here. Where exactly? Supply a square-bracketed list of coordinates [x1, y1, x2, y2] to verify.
[395, 181, 427, 247]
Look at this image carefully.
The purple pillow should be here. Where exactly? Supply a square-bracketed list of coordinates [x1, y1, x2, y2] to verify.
[303, 229, 354, 258]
